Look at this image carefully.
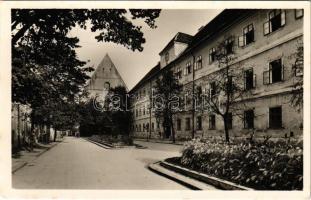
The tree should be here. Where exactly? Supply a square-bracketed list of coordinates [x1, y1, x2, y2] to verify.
[153, 69, 182, 143]
[291, 41, 303, 111]
[105, 86, 133, 138]
[12, 9, 161, 108]
[202, 38, 248, 143]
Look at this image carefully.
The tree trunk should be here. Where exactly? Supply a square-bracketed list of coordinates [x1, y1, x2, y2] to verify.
[223, 116, 230, 143]
[54, 130, 57, 142]
[170, 117, 176, 143]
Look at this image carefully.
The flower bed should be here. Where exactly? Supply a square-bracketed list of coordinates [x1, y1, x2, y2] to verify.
[167, 137, 303, 190]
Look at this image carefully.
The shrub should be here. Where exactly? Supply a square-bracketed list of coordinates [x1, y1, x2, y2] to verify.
[178, 138, 303, 190]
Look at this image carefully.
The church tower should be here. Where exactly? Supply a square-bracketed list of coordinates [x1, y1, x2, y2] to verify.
[86, 53, 127, 98]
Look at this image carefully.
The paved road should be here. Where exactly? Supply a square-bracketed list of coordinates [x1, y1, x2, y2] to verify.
[12, 137, 187, 189]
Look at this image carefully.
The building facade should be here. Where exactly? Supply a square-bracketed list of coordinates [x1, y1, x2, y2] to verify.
[130, 9, 304, 140]
[85, 53, 127, 98]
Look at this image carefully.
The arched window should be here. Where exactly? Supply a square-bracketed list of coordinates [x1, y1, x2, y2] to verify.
[104, 82, 110, 90]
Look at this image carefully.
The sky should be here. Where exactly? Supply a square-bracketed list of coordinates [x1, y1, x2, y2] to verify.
[70, 9, 222, 90]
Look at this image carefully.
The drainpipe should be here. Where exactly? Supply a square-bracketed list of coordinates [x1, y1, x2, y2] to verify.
[191, 53, 195, 139]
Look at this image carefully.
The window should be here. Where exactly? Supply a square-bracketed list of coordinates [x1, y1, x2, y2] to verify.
[146, 123, 149, 132]
[269, 106, 282, 129]
[244, 69, 256, 90]
[104, 82, 110, 90]
[177, 118, 181, 131]
[184, 62, 192, 75]
[196, 116, 202, 130]
[157, 122, 160, 129]
[209, 115, 216, 129]
[151, 122, 154, 131]
[135, 125, 138, 132]
[239, 24, 254, 47]
[139, 124, 141, 132]
[244, 110, 254, 129]
[210, 82, 216, 97]
[143, 123, 145, 132]
[224, 37, 234, 54]
[165, 52, 169, 64]
[175, 67, 182, 79]
[135, 109, 138, 117]
[185, 118, 191, 131]
[143, 107, 145, 115]
[226, 113, 232, 130]
[209, 48, 217, 63]
[264, 10, 286, 35]
[195, 56, 202, 70]
[295, 9, 303, 19]
[263, 59, 284, 84]
[293, 59, 303, 77]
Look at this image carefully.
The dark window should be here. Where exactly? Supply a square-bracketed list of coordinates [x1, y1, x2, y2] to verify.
[186, 62, 192, 74]
[210, 82, 216, 97]
[185, 118, 191, 131]
[146, 123, 149, 132]
[224, 37, 234, 54]
[295, 9, 303, 19]
[151, 123, 154, 131]
[244, 69, 256, 90]
[209, 48, 216, 63]
[195, 56, 202, 70]
[104, 82, 110, 90]
[264, 10, 286, 35]
[165, 52, 169, 64]
[263, 59, 284, 84]
[269, 106, 282, 129]
[177, 119, 181, 131]
[209, 115, 216, 129]
[239, 24, 254, 47]
[196, 116, 202, 130]
[226, 113, 232, 130]
[227, 76, 233, 94]
[244, 110, 254, 129]
[139, 124, 141, 132]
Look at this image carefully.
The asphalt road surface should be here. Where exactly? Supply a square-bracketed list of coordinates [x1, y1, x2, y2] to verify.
[12, 137, 187, 189]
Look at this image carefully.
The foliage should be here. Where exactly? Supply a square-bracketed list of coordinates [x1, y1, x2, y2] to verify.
[203, 38, 249, 143]
[178, 138, 303, 190]
[290, 41, 303, 111]
[153, 69, 182, 143]
[12, 9, 161, 107]
[78, 98, 112, 136]
[105, 86, 133, 137]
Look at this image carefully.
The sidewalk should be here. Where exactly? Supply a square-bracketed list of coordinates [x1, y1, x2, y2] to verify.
[12, 139, 62, 173]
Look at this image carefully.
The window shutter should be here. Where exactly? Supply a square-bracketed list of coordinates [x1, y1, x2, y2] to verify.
[253, 74, 256, 88]
[263, 21, 270, 35]
[263, 71, 269, 85]
[281, 10, 286, 26]
[269, 67, 273, 84]
[238, 35, 244, 47]
[243, 71, 246, 90]
[281, 65, 284, 81]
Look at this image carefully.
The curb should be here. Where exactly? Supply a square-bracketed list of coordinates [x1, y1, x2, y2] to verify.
[148, 162, 217, 190]
[160, 161, 254, 191]
[12, 162, 28, 174]
[12, 141, 61, 174]
[85, 138, 112, 149]
[134, 138, 184, 146]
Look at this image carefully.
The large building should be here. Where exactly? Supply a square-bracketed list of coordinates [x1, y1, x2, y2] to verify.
[85, 53, 127, 98]
[129, 9, 304, 140]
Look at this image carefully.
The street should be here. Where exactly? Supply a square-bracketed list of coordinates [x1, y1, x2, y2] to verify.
[12, 137, 187, 189]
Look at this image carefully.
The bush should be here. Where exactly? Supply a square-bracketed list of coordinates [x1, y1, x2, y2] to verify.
[178, 137, 303, 190]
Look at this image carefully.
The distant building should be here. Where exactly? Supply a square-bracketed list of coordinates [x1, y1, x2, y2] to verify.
[85, 53, 127, 98]
[130, 9, 303, 140]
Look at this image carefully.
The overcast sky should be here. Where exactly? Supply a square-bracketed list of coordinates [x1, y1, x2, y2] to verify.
[70, 9, 222, 90]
